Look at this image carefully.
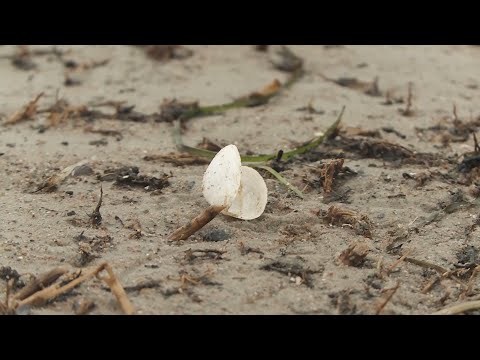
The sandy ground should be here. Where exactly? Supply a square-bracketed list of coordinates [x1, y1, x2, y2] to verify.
[1, 45, 480, 315]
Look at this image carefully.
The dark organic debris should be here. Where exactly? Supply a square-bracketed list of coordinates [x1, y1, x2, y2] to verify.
[382, 126, 407, 139]
[329, 290, 357, 314]
[0, 266, 25, 290]
[238, 242, 264, 257]
[197, 138, 223, 152]
[140, 45, 193, 61]
[260, 260, 322, 288]
[84, 126, 123, 140]
[306, 158, 356, 194]
[143, 152, 210, 166]
[89, 138, 108, 147]
[157, 99, 200, 123]
[203, 229, 231, 242]
[399, 83, 415, 117]
[270, 46, 304, 73]
[296, 102, 325, 115]
[124, 279, 163, 293]
[320, 205, 373, 238]
[338, 242, 370, 267]
[321, 75, 382, 97]
[89, 186, 103, 227]
[73, 234, 113, 267]
[183, 249, 226, 263]
[382, 90, 404, 106]
[416, 106, 480, 146]
[104, 166, 171, 192]
[254, 45, 269, 52]
[456, 246, 479, 269]
[459, 133, 480, 177]
[402, 171, 433, 187]
[1, 45, 66, 71]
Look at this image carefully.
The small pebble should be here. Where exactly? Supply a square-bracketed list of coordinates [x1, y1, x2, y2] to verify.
[203, 229, 231, 242]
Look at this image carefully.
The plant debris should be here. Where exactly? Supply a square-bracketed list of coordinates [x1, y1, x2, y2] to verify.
[260, 259, 322, 288]
[0, 45, 66, 71]
[375, 281, 400, 315]
[399, 83, 415, 116]
[101, 166, 171, 192]
[329, 290, 357, 314]
[4, 93, 44, 126]
[254, 45, 269, 52]
[0, 266, 25, 290]
[84, 125, 123, 140]
[306, 158, 356, 194]
[338, 242, 370, 267]
[455, 246, 479, 269]
[320, 74, 382, 97]
[8, 263, 134, 315]
[320, 205, 373, 238]
[143, 152, 210, 166]
[157, 99, 201, 122]
[34, 159, 90, 193]
[139, 45, 193, 61]
[72, 298, 96, 315]
[238, 241, 264, 257]
[183, 249, 226, 263]
[89, 186, 103, 228]
[270, 46, 304, 73]
[168, 205, 226, 241]
[73, 233, 113, 267]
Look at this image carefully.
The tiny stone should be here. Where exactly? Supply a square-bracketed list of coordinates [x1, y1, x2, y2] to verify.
[203, 229, 231, 242]
[65, 191, 74, 196]
[72, 165, 93, 177]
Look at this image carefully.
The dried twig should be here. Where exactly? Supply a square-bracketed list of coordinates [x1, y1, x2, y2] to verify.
[375, 281, 400, 315]
[90, 185, 103, 227]
[12, 267, 67, 301]
[14, 262, 134, 315]
[386, 248, 414, 275]
[168, 205, 226, 241]
[433, 300, 480, 315]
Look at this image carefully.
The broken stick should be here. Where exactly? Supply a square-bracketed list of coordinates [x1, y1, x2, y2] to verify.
[168, 205, 226, 241]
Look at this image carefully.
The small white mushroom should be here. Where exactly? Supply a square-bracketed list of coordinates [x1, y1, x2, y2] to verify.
[203, 145, 267, 220]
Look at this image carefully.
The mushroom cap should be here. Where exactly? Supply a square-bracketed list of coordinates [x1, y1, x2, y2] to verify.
[202, 144, 242, 208]
[223, 166, 268, 220]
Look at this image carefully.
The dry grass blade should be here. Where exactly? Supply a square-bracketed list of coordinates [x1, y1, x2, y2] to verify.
[386, 248, 414, 275]
[375, 281, 400, 315]
[433, 300, 480, 315]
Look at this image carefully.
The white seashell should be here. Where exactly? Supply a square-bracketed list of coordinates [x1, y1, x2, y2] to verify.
[223, 166, 268, 220]
[202, 144, 242, 208]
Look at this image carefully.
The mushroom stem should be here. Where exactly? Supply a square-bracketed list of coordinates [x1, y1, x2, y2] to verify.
[168, 205, 226, 241]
